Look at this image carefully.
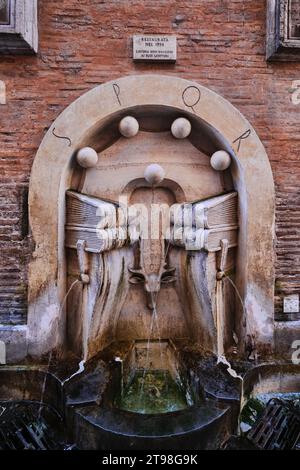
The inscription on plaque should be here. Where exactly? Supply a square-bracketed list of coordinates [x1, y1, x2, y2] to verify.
[133, 35, 176, 62]
[283, 294, 299, 313]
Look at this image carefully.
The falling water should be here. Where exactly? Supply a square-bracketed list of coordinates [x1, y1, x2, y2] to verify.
[217, 352, 243, 436]
[215, 275, 244, 381]
[115, 357, 124, 398]
[138, 307, 156, 405]
[151, 296, 168, 389]
[140, 237, 173, 399]
[62, 360, 85, 386]
[62, 281, 89, 386]
[137, 293, 171, 412]
[224, 275, 247, 329]
[224, 274, 256, 355]
[136, 207, 177, 409]
[155, 237, 172, 389]
[216, 280, 225, 358]
[38, 279, 79, 423]
[218, 275, 245, 413]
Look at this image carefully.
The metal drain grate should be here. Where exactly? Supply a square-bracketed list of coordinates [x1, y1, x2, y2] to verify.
[0, 401, 67, 450]
[247, 398, 300, 450]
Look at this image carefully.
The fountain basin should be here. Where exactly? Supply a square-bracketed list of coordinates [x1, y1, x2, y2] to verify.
[0, 366, 64, 415]
[115, 340, 193, 415]
[0, 366, 69, 449]
[242, 362, 300, 407]
[64, 341, 241, 450]
[0, 361, 236, 450]
[227, 363, 300, 450]
[1, 356, 298, 450]
[67, 400, 234, 450]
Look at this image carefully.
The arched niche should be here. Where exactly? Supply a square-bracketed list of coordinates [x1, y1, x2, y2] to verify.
[27, 74, 275, 359]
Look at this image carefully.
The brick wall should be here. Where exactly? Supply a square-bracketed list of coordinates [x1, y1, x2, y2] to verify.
[0, 0, 300, 323]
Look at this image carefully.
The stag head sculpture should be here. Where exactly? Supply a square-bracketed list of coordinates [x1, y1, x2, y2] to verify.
[129, 237, 176, 310]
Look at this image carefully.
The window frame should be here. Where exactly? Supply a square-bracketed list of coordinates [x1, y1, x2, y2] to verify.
[0, 0, 38, 55]
[0, 0, 13, 26]
[267, 0, 300, 61]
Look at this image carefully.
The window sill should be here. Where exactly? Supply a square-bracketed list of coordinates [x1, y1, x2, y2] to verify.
[267, 0, 300, 62]
[0, 0, 38, 55]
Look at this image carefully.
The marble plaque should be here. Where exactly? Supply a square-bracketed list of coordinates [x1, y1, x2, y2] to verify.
[283, 294, 299, 313]
[133, 35, 176, 62]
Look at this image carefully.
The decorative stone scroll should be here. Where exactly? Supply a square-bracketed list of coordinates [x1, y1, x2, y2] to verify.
[169, 192, 238, 251]
[65, 191, 128, 253]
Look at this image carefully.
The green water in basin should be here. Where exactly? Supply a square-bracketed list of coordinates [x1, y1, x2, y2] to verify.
[117, 370, 190, 415]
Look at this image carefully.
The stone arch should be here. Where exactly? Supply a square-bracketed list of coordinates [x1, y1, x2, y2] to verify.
[27, 74, 275, 358]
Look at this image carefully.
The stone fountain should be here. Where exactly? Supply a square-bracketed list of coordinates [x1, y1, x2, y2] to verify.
[2, 75, 295, 450]
[59, 107, 241, 448]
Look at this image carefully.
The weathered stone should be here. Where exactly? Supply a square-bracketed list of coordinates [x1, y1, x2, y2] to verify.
[144, 163, 165, 185]
[77, 147, 98, 168]
[118, 116, 139, 138]
[23, 74, 274, 363]
[210, 150, 231, 171]
[0, 1, 296, 362]
[171, 117, 191, 139]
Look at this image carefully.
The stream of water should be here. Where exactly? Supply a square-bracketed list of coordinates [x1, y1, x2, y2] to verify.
[216, 275, 245, 381]
[62, 281, 89, 386]
[138, 305, 157, 404]
[224, 275, 249, 331]
[38, 279, 79, 422]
